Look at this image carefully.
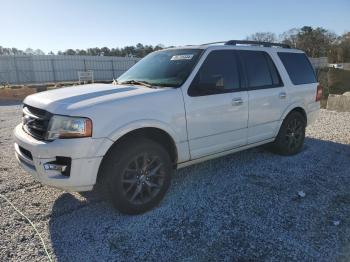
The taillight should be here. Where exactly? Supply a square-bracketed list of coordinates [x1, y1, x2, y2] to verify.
[316, 84, 323, 102]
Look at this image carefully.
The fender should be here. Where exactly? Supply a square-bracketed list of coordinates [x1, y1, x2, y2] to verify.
[273, 101, 307, 137]
[280, 101, 307, 121]
[107, 119, 182, 144]
[105, 119, 190, 162]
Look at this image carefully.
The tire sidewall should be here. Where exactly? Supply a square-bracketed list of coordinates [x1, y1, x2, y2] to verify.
[275, 112, 306, 155]
[104, 138, 172, 214]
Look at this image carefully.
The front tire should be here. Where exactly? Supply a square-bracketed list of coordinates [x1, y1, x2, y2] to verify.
[271, 111, 306, 156]
[101, 137, 173, 214]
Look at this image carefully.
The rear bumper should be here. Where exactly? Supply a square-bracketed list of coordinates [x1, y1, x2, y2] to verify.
[307, 109, 319, 126]
[13, 124, 113, 192]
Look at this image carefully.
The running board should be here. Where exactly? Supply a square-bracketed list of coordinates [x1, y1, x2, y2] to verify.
[177, 138, 275, 169]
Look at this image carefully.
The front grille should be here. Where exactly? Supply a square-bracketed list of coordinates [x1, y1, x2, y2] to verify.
[22, 104, 52, 140]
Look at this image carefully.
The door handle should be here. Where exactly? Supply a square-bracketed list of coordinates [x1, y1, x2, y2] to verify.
[232, 97, 243, 106]
[279, 92, 287, 99]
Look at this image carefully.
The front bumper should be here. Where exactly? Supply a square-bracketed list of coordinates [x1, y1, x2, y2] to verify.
[13, 124, 113, 192]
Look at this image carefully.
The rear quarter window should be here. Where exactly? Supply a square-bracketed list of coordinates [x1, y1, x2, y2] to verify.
[278, 52, 316, 85]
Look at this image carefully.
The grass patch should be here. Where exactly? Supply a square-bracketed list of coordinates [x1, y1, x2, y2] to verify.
[327, 68, 350, 95]
[317, 68, 350, 108]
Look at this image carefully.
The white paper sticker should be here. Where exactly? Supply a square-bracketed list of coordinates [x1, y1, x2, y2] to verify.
[170, 54, 194, 61]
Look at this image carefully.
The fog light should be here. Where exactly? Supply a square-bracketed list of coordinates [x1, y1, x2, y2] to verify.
[43, 156, 71, 177]
[44, 163, 67, 172]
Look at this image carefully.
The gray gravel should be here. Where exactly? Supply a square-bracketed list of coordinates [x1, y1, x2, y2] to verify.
[1, 103, 350, 262]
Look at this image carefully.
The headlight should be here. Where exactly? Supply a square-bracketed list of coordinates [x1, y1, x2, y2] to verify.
[46, 115, 92, 140]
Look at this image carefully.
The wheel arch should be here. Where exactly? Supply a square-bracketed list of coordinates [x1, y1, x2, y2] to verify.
[286, 107, 307, 124]
[271, 106, 307, 156]
[280, 103, 307, 124]
[274, 105, 307, 137]
[96, 126, 179, 184]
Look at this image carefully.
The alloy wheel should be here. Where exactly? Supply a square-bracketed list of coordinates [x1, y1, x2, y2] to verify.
[285, 118, 304, 151]
[121, 153, 165, 205]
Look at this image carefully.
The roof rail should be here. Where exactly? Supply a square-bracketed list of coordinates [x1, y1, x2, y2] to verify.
[225, 40, 290, 48]
[200, 41, 227, 46]
[200, 40, 290, 48]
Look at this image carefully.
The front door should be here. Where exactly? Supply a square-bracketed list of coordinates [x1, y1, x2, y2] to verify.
[183, 50, 248, 159]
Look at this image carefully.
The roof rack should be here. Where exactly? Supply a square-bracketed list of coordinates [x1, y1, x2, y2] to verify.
[201, 40, 290, 49]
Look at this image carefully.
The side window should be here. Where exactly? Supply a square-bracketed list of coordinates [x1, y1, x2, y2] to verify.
[239, 50, 283, 89]
[188, 50, 240, 96]
[278, 52, 316, 85]
[266, 54, 282, 86]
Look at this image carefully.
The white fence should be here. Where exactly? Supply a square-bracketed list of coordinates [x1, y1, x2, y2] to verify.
[309, 57, 328, 69]
[0, 55, 140, 85]
[0, 54, 331, 86]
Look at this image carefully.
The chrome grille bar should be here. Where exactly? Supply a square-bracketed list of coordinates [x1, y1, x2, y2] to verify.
[22, 104, 52, 140]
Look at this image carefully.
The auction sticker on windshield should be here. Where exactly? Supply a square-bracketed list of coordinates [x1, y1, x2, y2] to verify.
[170, 54, 194, 60]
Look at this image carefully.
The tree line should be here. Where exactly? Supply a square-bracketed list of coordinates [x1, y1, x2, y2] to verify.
[247, 26, 349, 63]
[0, 44, 165, 58]
[0, 26, 349, 62]
[55, 43, 165, 57]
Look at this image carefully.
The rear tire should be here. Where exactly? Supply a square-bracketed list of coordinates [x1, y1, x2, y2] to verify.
[270, 111, 306, 156]
[100, 137, 173, 214]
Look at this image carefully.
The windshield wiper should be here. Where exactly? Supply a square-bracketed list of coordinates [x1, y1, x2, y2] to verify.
[120, 80, 156, 88]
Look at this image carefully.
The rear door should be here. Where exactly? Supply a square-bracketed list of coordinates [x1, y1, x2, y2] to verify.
[238, 50, 287, 143]
[277, 52, 319, 116]
[183, 50, 248, 159]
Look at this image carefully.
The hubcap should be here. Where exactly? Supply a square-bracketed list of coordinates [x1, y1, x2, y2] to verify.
[121, 153, 165, 205]
[285, 118, 303, 150]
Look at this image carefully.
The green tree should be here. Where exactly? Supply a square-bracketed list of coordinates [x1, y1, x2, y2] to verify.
[100, 47, 111, 56]
[64, 49, 77, 55]
[297, 26, 336, 57]
[281, 26, 336, 57]
[329, 32, 350, 62]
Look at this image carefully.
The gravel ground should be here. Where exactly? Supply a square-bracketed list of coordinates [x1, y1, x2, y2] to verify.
[0, 102, 350, 262]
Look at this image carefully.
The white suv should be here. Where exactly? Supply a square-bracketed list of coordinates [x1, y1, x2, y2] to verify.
[14, 40, 322, 214]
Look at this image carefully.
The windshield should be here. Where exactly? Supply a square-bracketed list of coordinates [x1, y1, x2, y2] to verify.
[117, 49, 203, 87]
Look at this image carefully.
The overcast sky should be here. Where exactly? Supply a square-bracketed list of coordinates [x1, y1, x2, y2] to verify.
[1, 0, 349, 53]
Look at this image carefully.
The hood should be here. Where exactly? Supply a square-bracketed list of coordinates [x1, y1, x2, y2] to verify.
[24, 83, 164, 114]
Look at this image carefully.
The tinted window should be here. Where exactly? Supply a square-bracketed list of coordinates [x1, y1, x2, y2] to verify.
[266, 55, 281, 86]
[239, 51, 282, 88]
[278, 52, 316, 85]
[188, 50, 240, 96]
